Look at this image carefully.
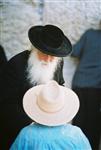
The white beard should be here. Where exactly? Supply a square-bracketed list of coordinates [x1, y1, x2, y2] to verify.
[26, 51, 60, 85]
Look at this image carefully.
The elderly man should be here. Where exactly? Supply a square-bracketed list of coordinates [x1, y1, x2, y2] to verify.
[0, 24, 72, 149]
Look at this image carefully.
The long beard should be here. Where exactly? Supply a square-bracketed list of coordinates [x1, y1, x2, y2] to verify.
[26, 51, 60, 85]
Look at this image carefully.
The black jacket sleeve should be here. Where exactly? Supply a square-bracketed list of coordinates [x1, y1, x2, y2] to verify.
[54, 58, 65, 86]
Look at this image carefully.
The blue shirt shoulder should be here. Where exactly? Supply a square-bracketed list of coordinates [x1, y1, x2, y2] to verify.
[10, 124, 92, 150]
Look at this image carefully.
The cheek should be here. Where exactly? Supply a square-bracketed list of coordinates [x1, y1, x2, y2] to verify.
[49, 56, 55, 62]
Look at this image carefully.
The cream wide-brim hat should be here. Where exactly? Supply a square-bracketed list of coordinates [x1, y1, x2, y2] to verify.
[23, 80, 79, 126]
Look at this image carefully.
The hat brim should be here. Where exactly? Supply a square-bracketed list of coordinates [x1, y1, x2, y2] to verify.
[23, 85, 79, 126]
[28, 26, 72, 57]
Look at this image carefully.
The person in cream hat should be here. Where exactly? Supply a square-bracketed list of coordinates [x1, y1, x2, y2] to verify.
[10, 80, 92, 150]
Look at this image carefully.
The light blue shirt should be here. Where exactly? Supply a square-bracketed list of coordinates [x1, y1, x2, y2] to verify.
[10, 123, 92, 150]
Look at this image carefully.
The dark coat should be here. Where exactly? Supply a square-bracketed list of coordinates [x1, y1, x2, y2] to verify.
[0, 50, 64, 149]
[0, 45, 7, 67]
[71, 29, 101, 88]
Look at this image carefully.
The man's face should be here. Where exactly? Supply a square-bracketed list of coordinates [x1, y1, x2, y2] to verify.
[37, 50, 56, 62]
[27, 49, 60, 85]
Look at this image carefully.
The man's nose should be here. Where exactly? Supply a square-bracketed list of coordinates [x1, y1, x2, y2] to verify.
[44, 55, 53, 62]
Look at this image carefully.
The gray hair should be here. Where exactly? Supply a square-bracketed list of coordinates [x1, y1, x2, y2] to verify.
[30, 44, 39, 52]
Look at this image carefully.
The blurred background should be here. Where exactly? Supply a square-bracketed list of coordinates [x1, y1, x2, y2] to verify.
[0, 0, 101, 149]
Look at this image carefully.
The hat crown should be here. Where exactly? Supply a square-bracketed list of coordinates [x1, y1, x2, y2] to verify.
[41, 25, 64, 48]
[37, 80, 65, 113]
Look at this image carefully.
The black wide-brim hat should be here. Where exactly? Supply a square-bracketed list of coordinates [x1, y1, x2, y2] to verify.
[28, 24, 72, 57]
